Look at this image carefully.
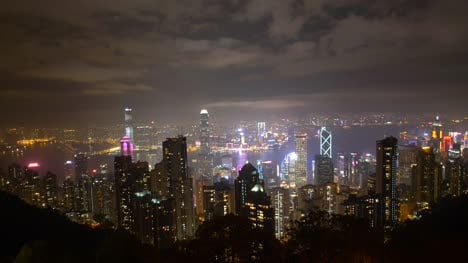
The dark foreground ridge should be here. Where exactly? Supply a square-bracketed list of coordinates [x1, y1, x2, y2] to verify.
[0, 191, 157, 263]
[1, 190, 468, 262]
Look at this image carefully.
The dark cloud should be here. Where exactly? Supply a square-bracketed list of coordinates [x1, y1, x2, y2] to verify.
[0, 0, 467, 127]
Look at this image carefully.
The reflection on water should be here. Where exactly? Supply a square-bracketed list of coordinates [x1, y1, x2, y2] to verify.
[0, 126, 410, 181]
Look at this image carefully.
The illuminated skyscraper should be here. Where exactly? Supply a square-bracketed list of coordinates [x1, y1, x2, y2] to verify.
[257, 122, 266, 144]
[74, 153, 88, 183]
[320, 127, 332, 158]
[43, 171, 58, 208]
[376, 136, 399, 235]
[124, 107, 134, 141]
[235, 163, 260, 215]
[162, 136, 195, 240]
[200, 109, 210, 155]
[446, 149, 463, 197]
[295, 134, 308, 189]
[414, 147, 436, 207]
[398, 145, 418, 186]
[235, 163, 274, 235]
[259, 161, 279, 191]
[114, 155, 134, 232]
[270, 187, 290, 240]
[431, 116, 443, 140]
[74, 153, 92, 212]
[120, 136, 134, 157]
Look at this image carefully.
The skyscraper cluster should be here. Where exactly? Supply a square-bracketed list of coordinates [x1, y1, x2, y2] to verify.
[1, 111, 466, 247]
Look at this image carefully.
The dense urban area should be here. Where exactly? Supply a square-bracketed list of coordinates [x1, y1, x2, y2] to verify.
[0, 109, 467, 262]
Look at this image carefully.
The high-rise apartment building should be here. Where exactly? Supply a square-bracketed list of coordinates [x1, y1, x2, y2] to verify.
[162, 136, 195, 240]
[376, 136, 399, 235]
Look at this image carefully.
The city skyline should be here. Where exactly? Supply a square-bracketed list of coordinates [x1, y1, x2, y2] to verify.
[1, 0, 467, 127]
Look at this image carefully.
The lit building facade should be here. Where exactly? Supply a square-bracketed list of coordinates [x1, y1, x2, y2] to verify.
[376, 136, 399, 236]
[163, 136, 195, 240]
[320, 127, 332, 158]
[295, 134, 308, 189]
[200, 109, 210, 155]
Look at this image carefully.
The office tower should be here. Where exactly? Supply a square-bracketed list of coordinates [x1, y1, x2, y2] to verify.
[346, 153, 358, 187]
[5, 163, 22, 195]
[124, 107, 134, 141]
[120, 136, 134, 157]
[270, 187, 290, 240]
[200, 109, 210, 155]
[241, 184, 275, 235]
[74, 153, 88, 183]
[431, 116, 443, 152]
[431, 116, 443, 140]
[259, 161, 279, 191]
[315, 155, 334, 185]
[92, 173, 115, 223]
[235, 163, 261, 215]
[320, 127, 332, 158]
[72, 154, 90, 211]
[134, 124, 154, 151]
[280, 152, 297, 185]
[297, 184, 337, 215]
[203, 181, 234, 221]
[22, 164, 42, 207]
[413, 147, 436, 208]
[295, 134, 308, 189]
[356, 154, 376, 190]
[446, 152, 463, 197]
[257, 122, 266, 144]
[62, 176, 75, 211]
[43, 171, 58, 208]
[163, 136, 195, 240]
[235, 163, 274, 235]
[376, 136, 399, 234]
[114, 155, 134, 232]
[442, 136, 453, 154]
[64, 160, 74, 182]
[398, 145, 419, 186]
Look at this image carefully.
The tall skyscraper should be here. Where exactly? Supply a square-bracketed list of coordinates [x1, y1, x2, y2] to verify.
[43, 171, 58, 208]
[320, 127, 332, 158]
[257, 122, 266, 144]
[414, 147, 436, 207]
[235, 163, 260, 215]
[162, 136, 195, 240]
[376, 136, 399, 235]
[200, 109, 210, 155]
[114, 155, 134, 232]
[74, 153, 88, 183]
[124, 107, 134, 141]
[295, 134, 308, 189]
[315, 155, 334, 185]
[235, 163, 274, 235]
[270, 187, 290, 240]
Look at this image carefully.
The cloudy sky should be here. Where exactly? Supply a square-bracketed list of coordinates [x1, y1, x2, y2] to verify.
[1, 0, 467, 127]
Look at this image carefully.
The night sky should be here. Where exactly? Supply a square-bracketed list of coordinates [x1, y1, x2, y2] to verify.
[1, 0, 467, 127]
